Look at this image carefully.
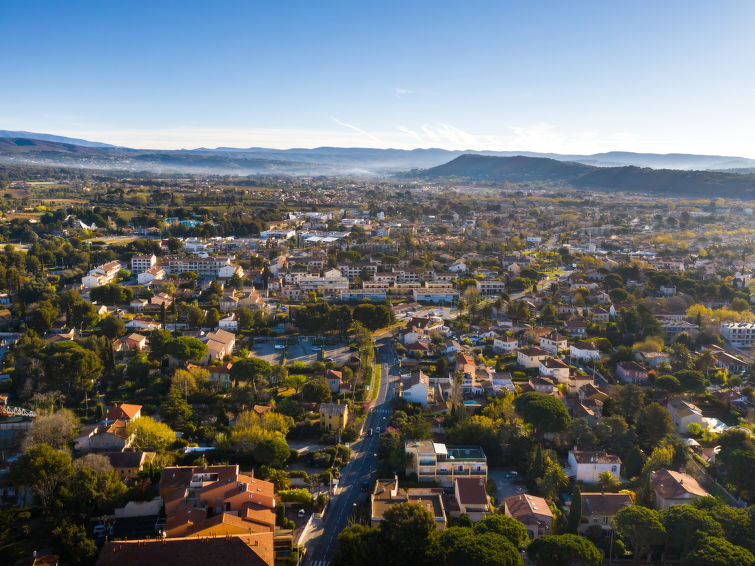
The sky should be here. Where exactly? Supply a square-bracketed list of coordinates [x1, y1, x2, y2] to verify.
[2, 1, 755, 156]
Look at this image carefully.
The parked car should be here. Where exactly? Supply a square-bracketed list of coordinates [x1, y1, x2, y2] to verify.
[312, 346, 321, 351]
[360, 481, 369, 492]
[375, 426, 381, 433]
[274, 344, 285, 349]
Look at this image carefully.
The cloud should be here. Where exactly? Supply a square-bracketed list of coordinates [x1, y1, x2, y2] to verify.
[330, 117, 386, 145]
[394, 87, 415, 98]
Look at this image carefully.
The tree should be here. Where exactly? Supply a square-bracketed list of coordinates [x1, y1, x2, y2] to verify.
[9, 444, 73, 514]
[660, 504, 723, 558]
[284, 373, 308, 397]
[612, 505, 666, 566]
[161, 385, 193, 429]
[685, 536, 754, 566]
[204, 307, 220, 329]
[22, 408, 78, 451]
[237, 307, 254, 330]
[126, 416, 176, 451]
[254, 436, 291, 467]
[332, 524, 385, 566]
[148, 329, 172, 359]
[612, 384, 645, 422]
[185, 304, 205, 328]
[440, 527, 522, 566]
[100, 314, 126, 339]
[171, 369, 197, 398]
[514, 391, 570, 435]
[635, 403, 673, 451]
[52, 521, 98, 566]
[229, 357, 272, 394]
[30, 301, 58, 335]
[302, 378, 332, 404]
[567, 484, 582, 534]
[166, 336, 208, 362]
[598, 471, 621, 491]
[473, 513, 529, 548]
[527, 534, 601, 566]
[655, 374, 681, 394]
[44, 342, 102, 393]
[381, 502, 440, 566]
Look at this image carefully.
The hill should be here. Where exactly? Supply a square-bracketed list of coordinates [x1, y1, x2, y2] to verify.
[411, 154, 755, 198]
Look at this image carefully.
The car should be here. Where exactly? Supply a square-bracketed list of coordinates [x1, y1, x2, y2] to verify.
[375, 426, 381, 433]
[368, 428, 373, 437]
[324, 357, 334, 362]
[94, 524, 114, 537]
[274, 344, 285, 349]
[312, 346, 321, 351]
[344, 442, 350, 449]
[360, 481, 369, 492]
[505, 471, 519, 479]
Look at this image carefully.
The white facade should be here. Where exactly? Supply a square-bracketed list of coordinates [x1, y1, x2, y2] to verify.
[568, 451, 621, 483]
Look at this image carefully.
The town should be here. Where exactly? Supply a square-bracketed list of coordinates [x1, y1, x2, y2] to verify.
[0, 171, 752, 566]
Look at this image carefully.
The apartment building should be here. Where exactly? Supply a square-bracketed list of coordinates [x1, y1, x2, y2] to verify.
[82, 261, 124, 288]
[720, 322, 755, 346]
[405, 440, 487, 487]
[131, 253, 157, 275]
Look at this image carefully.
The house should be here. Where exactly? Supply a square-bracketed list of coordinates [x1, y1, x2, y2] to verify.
[540, 332, 567, 355]
[565, 320, 587, 337]
[326, 369, 344, 393]
[137, 265, 166, 285]
[150, 292, 173, 308]
[82, 261, 124, 288]
[527, 375, 558, 396]
[129, 298, 149, 312]
[113, 333, 147, 353]
[616, 361, 648, 384]
[579, 492, 633, 534]
[207, 362, 233, 389]
[713, 350, 748, 373]
[103, 451, 156, 482]
[75, 420, 133, 452]
[400, 371, 431, 405]
[651, 468, 710, 509]
[319, 403, 348, 431]
[567, 450, 621, 483]
[503, 494, 553, 539]
[668, 399, 705, 434]
[405, 441, 487, 487]
[371, 476, 447, 530]
[493, 335, 518, 354]
[219, 295, 240, 313]
[218, 314, 238, 331]
[125, 318, 162, 332]
[105, 402, 142, 422]
[570, 340, 600, 362]
[640, 351, 671, 369]
[453, 477, 491, 521]
[517, 346, 550, 369]
[539, 357, 570, 382]
[97, 533, 274, 566]
[131, 253, 157, 275]
[203, 329, 236, 362]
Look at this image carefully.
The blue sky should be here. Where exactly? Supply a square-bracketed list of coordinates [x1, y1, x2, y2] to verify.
[2, 1, 754, 155]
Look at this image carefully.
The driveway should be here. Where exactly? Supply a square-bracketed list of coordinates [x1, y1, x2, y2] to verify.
[488, 466, 526, 503]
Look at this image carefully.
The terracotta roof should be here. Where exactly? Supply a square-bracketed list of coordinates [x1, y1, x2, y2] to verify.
[105, 402, 142, 421]
[541, 357, 569, 369]
[652, 468, 709, 500]
[581, 492, 632, 517]
[455, 477, 488, 506]
[519, 346, 549, 357]
[504, 494, 553, 519]
[96, 532, 273, 566]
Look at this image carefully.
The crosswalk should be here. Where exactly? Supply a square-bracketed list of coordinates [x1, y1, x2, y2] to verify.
[372, 408, 391, 415]
[309, 560, 329, 566]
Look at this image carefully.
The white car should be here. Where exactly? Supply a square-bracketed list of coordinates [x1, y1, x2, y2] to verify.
[274, 344, 285, 349]
[312, 346, 322, 351]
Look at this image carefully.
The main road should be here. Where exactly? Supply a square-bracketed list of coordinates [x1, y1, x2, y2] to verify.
[303, 335, 399, 566]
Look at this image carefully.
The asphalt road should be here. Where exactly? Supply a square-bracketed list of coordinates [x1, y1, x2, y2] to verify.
[304, 336, 398, 566]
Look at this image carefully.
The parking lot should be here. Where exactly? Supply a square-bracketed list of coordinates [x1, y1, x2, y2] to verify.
[249, 339, 353, 366]
[488, 466, 526, 501]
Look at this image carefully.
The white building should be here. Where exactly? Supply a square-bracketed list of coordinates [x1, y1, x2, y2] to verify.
[567, 450, 621, 483]
[720, 322, 755, 346]
[493, 336, 518, 354]
[131, 254, 157, 275]
[400, 372, 431, 405]
[569, 340, 601, 362]
[137, 265, 166, 285]
[517, 346, 550, 369]
[82, 261, 124, 288]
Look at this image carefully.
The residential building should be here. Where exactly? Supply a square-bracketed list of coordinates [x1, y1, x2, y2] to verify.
[475, 279, 507, 295]
[616, 361, 649, 384]
[517, 346, 550, 369]
[404, 441, 487, 487]
[203, 329, 235, 362]
[493, 335, 518, 354]
[540, 332, 567, 355]
[82, 261, 124, 288]
[668, 399, 705, 434]
[567, 450, 621, 483]
[503, 494, 553, 539]
[130, 253, 157, 275]
[371, 476, 447, 530]
[651, 468, 710, 509]
[570, 340, 600, 362]
[453, 477, 491, 521]
[319, 403, 348, 431]
[103, 451, 156, 482]
[105, 402, 142, 422]
[579, 492, 633, 534]
[137, 265, 166, 285]
[97, 533, 274, 566]
[400, 371, 431, 405]
[539, 357, 570, 382]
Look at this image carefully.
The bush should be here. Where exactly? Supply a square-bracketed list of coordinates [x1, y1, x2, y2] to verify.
[279, 488, 313, 505]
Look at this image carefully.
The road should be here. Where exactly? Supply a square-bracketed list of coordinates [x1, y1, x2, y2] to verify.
[304, 336, 399, 566]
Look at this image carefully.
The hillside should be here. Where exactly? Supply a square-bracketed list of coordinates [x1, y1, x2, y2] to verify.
[411, 154, 755, 198]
